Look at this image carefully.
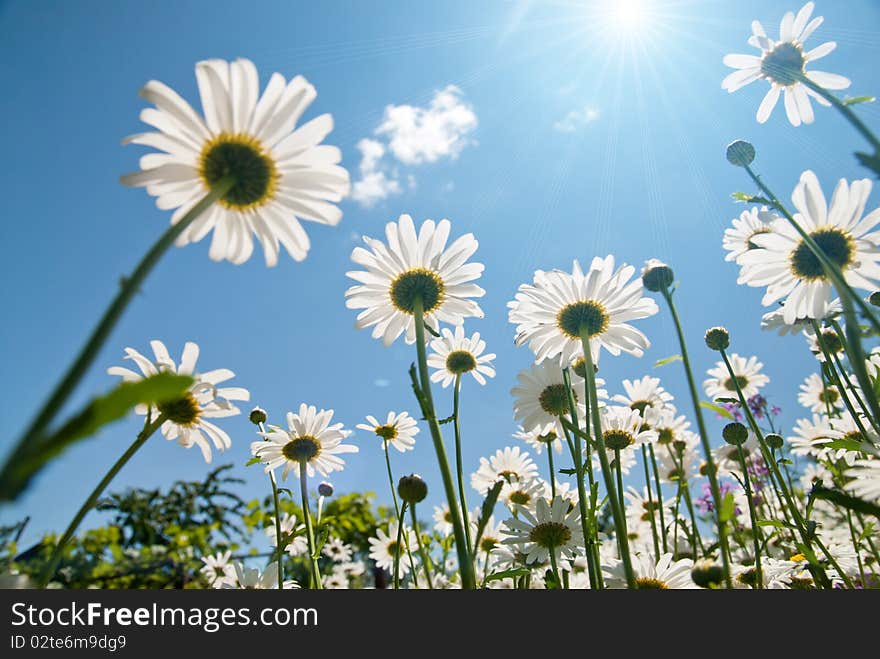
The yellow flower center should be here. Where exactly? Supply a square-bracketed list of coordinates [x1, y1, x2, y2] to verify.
[199, 132, 278, 210]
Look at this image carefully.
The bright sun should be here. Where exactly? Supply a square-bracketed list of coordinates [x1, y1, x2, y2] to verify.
[609, 0, 646, 31]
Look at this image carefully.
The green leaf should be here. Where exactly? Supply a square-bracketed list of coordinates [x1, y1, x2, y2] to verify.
[438, 415, 455, 425]
[245, 456, 262, 467]
[558, 468, 577, 476]
[843, 95, 875, 106]
[424, 324, 441, 338]
[701, 401, 734, 420]
[719, 492, 736, 523]
[473, 481, 504, 551]
[485, 567, 531, 582]
[810, 484, 880, 519]
[0, 372, 193, 502]
[823, 438, 867, 453]
[856, 151, 880, 179]
[654, 354, 682, 368]
[731, 192, 774, 205]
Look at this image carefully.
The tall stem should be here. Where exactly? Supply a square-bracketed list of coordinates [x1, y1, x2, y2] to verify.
[735, 442, 763, 589]
[796, 74, 880, 154]
[641, 445, 661, 561]
[547, 448, 557, 499]
[410, 504, 434, 589]
[298, 463, 322, 589]
[39, 413, 166, 587]
[579, 331, 636, 588]
[452, 374, 474, 560]
[270, 472, 284, 591]
[412, 298, 475, 589]
[11, 177, 235, 463]
[659, 288, 732, 587]
[384, 444, 402, 521]
[649, 444, 668, 553]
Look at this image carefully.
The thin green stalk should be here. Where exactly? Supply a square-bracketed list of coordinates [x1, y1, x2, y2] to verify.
[831, 348, 880, 437]
[562, 368, 600, 589]
[412, 298, 475, 589]
[579, 332, 636, 588]
[298, 462, 322, 589]
[393, 502, 407, 590]
[270, 472, 284, 591]
[384, 444, 402, 521]
[410, 504, 434, 589]
[452, 374, 474, 561]
[12, 176, 235, 461]
[548, 544, 562, 588]
[648, 444, 669, 553]
[39, 413, 166, 587]
[641, 445, 661, 560]
[796, 74, 880, 154]
[681, 482, 705, 557]
[613, 448, 628, 535]
[735, 442, 763, 589]
[547, 448, 557, 499]
[658, 288, 732, 587]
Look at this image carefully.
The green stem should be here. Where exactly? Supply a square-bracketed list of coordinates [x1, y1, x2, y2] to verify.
[393, 503, 407, 590]
[796, 74, 880, 154]
[547, 447, 557, 499]
[659, 288, 732, 587]
[298, 462, 322, 589]
[649, 444, 669, 553]
[579, 331, 636, 588]
[548, 544, 562, 588]
[384, 444, 402, 521]
[412, 298, 475, 589]
[452, 374, 474, 561]
[735, 442, 763, 589]
[11, 176, 235, 462]
[39, 413, 166, 587]
[681, 481, 705, 557]
[270, 472, 284, 591]
[410, 504, 434, 589]
[641, 445, 661, 561]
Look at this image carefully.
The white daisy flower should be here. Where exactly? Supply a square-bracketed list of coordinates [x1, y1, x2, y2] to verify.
[651, 407, 691, 447]
[107, 340, 249, 463]
[828, 413, 876, 465]
[474, 516, 505, 557]
[121, 58, 349, 265]
[800, 461, 834, 491]
[368, 522, 417, 575]
[223, 562, 299, 589]
[508, 255, 658, 365]
[427, 325, 496, 387]
[846, 459, 880, 503]
[803, 324, 845, 363]
[345, 214, 485, 346]
[592, 443, 638, 476]
[713, 435, 762, 478]
[321, 538, 354, 563]
[250, 403, 357, 479]
[501, 495, 583, 564]
[199, 550, 236, 587]
[498, 477, 547, 511]
[703, 353, 769, 401]
[322, 566, 350, 589]
[722, 2, 849, 126]
[600, 406, 659, 450]
[723, 207, 778, 266]
[513, 426, 564, 455]
[603, 552, 696, 589]
[265, 513, 308, 557]
[612, 375, 674, 416]
[470, 446, 539, 496]
[511, 361, 599, 436]
[623, 486, 674, 530]
[432, 503, 456, 537]
[797, 372, 844, 414]
[788, 414, 837, 460]
[356, 411, 419, 453]
[761, 298, 841, 335]
[656, 430, 701, 485]
[738, 171, 880, 325]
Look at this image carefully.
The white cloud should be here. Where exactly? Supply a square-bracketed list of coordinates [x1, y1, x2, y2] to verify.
[350, 86, 478, 208]
[553, 106, 601, 133]
[350, 138, 402, 208]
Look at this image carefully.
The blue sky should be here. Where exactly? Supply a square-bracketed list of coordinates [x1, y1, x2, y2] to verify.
[2, 0, 879, 547]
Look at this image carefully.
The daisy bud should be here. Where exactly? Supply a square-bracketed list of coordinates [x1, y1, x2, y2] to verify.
[691, 559, 724, 588]
[641, 259, 674, 292]
[318, 482, 334, 497]
[398, 474, 428, 504]
[722, 422, 749, 445]
[726, 140, 755, 167]
[765, 433, 784, 450]
[249, 407, 267, 426]
[699, 461, 717, 478]
[704, 326, 730, 351]
[869, 292, 880, 307]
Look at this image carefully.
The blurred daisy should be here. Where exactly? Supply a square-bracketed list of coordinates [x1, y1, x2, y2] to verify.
[704, 353, 769, 400]
[846, 459, 880, 503]
[829, 413, 876, 464]
[612, 376, 674, 416]
[224, 562, 299, 589]
[345, 214, 485, 346]
[470, 446, 539, 496]
[475, 516, 505, 557]
[356, 411, 419, 453]
[600, 406, 659, 450]
[604, 552, 696, 589]
[624, 486, 674, 528]
[513, 426, 564, 455]
[122, 58, 349, 265]
[265, 513, 308, 557]
[322, 537, 354, 563]
[368, 522, 417, 575]
[498, 477, 547, 510]
[508, 255, 658, 364]
[761, 298, 841, 335]
[788, 414, 836, 460]
[797, 372, 844, 414]
[723, 207, 778, 266]
[657, 430, 701, 484]
[713, 435, 762, 478]
[512, 361, 597, 436]
[722, 2, 849, 126]
[501, 495, 583, 564]
[200, 550, 235, 587]
[592, 444, 637, 476]
[427, 326, 496, 387]
[738, 171, 880, 325]
[652, 408, 691, 447]
[804, 324, 845, 362]
[107, 340, 249, 463]
[322, 566, 350, 589]
[250, 403, 357, 479]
